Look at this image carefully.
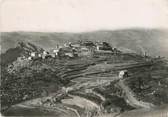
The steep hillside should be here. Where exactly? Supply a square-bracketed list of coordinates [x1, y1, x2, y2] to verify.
[1, 28, 168, 57]
[1, 39, 168, 116]
[0, 42, 43, 66]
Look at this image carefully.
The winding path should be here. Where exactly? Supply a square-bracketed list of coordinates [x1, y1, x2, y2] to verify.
[117, 80, 155, 109]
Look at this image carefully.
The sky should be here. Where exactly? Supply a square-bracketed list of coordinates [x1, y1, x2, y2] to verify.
[1, 0, 168, 32]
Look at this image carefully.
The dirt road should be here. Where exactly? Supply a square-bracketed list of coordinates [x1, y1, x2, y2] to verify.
[117, 80, 155, 109]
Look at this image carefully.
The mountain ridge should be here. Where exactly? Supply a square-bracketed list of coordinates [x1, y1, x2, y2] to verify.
[1, 28, 168, 57]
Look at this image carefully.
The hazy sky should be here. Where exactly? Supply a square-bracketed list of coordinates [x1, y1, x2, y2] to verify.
[1, 0, 168, 32]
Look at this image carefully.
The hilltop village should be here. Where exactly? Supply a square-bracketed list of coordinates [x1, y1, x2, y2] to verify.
[6, 40, 152, 74]
[17, 40, 122, 61]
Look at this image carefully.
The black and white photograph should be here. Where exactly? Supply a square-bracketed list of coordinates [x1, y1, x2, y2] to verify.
[1, 0, 168, 116]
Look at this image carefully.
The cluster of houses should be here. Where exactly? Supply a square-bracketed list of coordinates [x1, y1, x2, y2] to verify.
[18, 41, 121, 61]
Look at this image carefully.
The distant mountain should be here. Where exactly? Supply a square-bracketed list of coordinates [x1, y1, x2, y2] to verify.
[1, 28, 168, 57]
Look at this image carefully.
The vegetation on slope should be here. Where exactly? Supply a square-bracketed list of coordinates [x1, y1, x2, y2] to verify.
[1, 40, 168, 116]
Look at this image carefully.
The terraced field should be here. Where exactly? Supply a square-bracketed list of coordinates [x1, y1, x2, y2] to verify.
[1, 53, 168, 117]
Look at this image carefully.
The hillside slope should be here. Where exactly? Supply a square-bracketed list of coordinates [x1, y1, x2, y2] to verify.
[1, 28, 168, 57]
